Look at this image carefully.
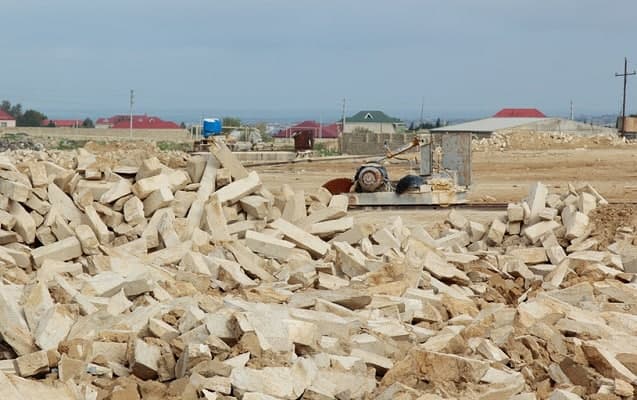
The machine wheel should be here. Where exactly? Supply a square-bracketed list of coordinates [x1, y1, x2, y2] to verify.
[354, 164, 388, 193]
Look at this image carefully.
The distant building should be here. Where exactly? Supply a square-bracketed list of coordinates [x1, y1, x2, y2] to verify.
[343, 110, 405, 134]
[431, 117, 616, 138]
[273, 120, 340, 139]
[0, 110, 16, 128]
[493, 108, 546, 118]
[95, 114, 180, 129]
[41, 119, 83, 128]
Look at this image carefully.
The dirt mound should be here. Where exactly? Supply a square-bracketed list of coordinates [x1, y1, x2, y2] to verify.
[589, 204, 637, 248]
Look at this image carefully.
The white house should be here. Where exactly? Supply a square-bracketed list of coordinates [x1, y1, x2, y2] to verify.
[0, 110, 16, 128]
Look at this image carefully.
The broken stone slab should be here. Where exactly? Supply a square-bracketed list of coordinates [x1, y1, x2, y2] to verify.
[0, 179, 30, 202]
[270, 218, 329, 258]
[132, 174, 169, 200]
[34, 304, 75, 350]
[333, 241, 369, 277]
[99, 179, 132, 204]
[527, 182, 548, 224]
[130, 339, 161, 380]
[310, 216, 354, 238]
[75, 224, 100, 255]
[577, 192, 596, 215]
[48, 182, 83, 224]
[15, 350, 52, 377]
[31, 236, 82, 267]
[446, 209, 468, 230]
[9, 200, 36, 244]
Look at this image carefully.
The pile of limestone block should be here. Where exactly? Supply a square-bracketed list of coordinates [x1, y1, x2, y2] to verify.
[0, 142, 636, 399]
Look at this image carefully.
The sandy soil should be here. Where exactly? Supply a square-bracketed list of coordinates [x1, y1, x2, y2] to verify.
[253, 145, 637, 229]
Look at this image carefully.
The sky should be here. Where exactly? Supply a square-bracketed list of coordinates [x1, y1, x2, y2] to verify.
[1, 0, 637, 123]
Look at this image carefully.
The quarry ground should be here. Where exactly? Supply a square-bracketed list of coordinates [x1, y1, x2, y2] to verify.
[253, 146, 637, 229]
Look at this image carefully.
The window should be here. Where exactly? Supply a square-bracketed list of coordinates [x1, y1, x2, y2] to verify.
[0, 122, 6, 128]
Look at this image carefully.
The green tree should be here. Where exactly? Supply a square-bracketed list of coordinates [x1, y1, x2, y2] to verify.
[82, 118, 95, 128]
[179, 122, 186, 129]
[0, 100, 11, 114]
[47, 120, 56, 127]
[435, 118, 441, 128]
[222, 117, 241, 130]
[17, 110, 47, 127]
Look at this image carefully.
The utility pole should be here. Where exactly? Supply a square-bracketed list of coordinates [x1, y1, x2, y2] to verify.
[341, 98, 346, 135]
[570, 100, 574, 121]
[615, 57, 636, 134]
[129, 89, 135, 138]
[419, 96, 424, 127]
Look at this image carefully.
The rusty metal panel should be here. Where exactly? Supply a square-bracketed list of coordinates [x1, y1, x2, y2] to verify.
[432, 132, 471, 187]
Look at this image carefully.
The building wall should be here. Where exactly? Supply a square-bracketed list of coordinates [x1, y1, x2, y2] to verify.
[343, 122, 397, 134]
[341, 131, 415, 155]
[0, 120, 16, 128]
[0, 127, 192, 141]
[619, 117, 637, 133]
[273, 137, 340, 152]
[498, 118, 617, 136]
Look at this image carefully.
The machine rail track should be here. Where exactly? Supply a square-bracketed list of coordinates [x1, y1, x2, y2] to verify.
[351, 201, 637, 211]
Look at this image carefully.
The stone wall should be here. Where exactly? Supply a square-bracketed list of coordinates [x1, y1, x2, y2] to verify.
[0, 127, 192, 142]
[340, 131, 416, 155]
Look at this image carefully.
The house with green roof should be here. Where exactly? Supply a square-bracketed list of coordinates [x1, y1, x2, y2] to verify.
[343, 110, 406, 135]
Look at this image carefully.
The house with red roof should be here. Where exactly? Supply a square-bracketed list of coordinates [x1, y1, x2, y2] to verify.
[95, 114, 179, 129]
[273, 120, 340, 139]
[0, 110, 16, 128]
[493, 108, 546, 118]
[41, 119, 83, 128]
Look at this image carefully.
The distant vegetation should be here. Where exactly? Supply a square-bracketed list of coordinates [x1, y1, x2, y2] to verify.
[1, 100, 48, 127]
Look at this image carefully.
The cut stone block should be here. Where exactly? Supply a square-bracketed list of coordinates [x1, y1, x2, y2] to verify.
[143, 186, 174, 217]
[508, 247, 548, 264]
[523, 220, 561, 243]
[132, 174, 169, 199]
[310, 216, 354, 238]
[85, 204, 113, 244]
[31, 236, 82, 267]
[15, 350, 51, 377]
[203, 196, 231, 242]
[186, 155, 206, 183]
[99, 179, 132, 204]
[565, 211, 589, 240]
[282, 190, 306, 224]
[34, 304, 74, 350]
[214, 171, 261, 205]
[245, 230, 296, 261]
[486, 219, 506, 245]
[578, 192, 596, 215]
[446, 209, 468, 230]
[333, 241, 368, 277]
[75, 224, 100, 255]
[507, 203, 524, 222]
[271, 218, 329, 258]
[528, 182, 548, 224]
[47, 183, 83, 224]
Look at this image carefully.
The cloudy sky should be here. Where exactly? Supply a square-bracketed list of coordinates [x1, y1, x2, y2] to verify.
[1, 0, 636, 122]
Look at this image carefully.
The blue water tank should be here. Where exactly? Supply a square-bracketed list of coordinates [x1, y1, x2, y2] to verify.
[202, 118, 222, 138]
